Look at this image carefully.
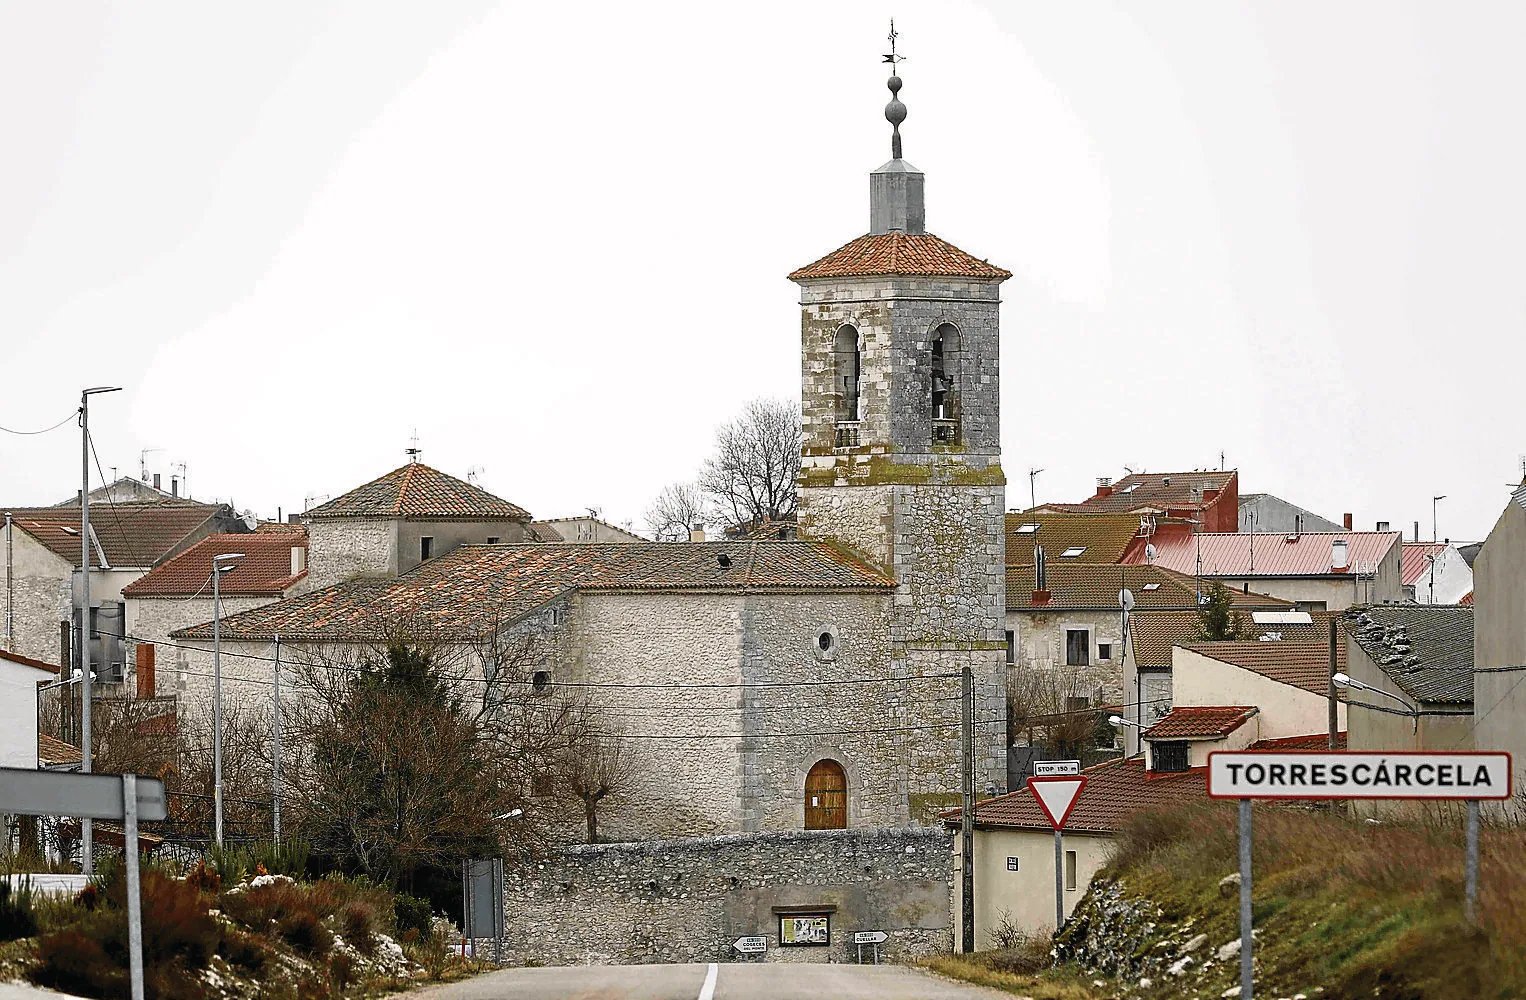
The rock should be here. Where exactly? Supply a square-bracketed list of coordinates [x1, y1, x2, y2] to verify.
[1217, 938, 1242, 961]
[1182, 933, 1209, 953]
[1167, 957, 1193, 976]
[1222, 988, 1243, 998]
[1093, 980, 1107, 988]
[1218, 873, 1241, 897]
[1139, 977, 1153, 988]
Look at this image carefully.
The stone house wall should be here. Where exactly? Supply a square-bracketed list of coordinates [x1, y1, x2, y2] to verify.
[3, 527, 73, 665]
[1006, 608, 1128, 714]
[500, 827, 952, 966]
[304, 519, 396, 590]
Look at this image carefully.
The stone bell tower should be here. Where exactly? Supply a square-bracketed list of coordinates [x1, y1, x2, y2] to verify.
[789, 37, 1009, 793]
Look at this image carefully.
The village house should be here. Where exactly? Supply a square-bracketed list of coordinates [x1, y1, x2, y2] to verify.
[2, 500, 246, 677]
[1400, 541, 1474, 604]
[1124, 525, 1403, 611]
[528, 516, 645, 543]
[1465, 483, 1526, 811]
[0, 648, 59, 769]
[1238, 493, 1347, 534]
[1034, 470, 1240, 533]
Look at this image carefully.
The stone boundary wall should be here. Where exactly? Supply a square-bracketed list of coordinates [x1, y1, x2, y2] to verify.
[503, 827, 952, 966]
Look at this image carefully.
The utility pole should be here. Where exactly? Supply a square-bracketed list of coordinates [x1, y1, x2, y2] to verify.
[272, 635, 282, 846]
[1027, 468, 1042, 511]
[960, 660, 975, 952]
[211, 550, 245, 847]
[1328, 618, 1339, 751]
[1432, 495, 1446, 543]
[79, 385, 120, 876]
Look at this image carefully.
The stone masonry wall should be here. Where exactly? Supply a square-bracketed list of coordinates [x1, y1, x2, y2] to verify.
[1007, 608, 1128, 711]
[304, 519, 395, 591]
[501, 827, 952, 966]
[129, 598, 279, 718]
[3, 529, 74, 666]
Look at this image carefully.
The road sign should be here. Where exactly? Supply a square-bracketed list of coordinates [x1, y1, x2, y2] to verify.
[733, 936, 767, 954]
[853, 930, 888, 944]
[1208, 751, 1512, 801]
[1033, 760, 1081, 777]
[0, 768, 166, 821]
[1026, 775, 1088, 829]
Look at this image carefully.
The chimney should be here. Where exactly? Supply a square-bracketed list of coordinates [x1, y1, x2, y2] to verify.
[136, 642, 155, 699]
[1032, 545, 1050, 604]
[1376, 521, 1390, 532]
[1343, 512, 1353, 530]
[1414, 521, 1420, 543]
[291, 546, 306, 577]
[689, 523, 706, 544]
[1330, 538, 1350, 573]
[152, 473, 161, 491]
[170, 476, 179, 498]
[1094, 477, 1114, 499]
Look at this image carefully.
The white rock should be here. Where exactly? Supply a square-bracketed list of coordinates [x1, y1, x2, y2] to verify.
[1093, 980, 1107, 987]
[1217, 938, 1243, 962]
[1222, 988, 1243, 998]
[1182, 933, 1209, 953]
[1168, 957, 1193, 976]
[1139, 978, 1153, 988]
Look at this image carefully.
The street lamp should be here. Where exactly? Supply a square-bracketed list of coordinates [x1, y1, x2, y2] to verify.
[212, 552, 244, 847]
[1432, 496, 1446, 543]
[1108, 714, 1145, 729]
[1332, 672, 1418, 733]
[79, 385, 121, 876]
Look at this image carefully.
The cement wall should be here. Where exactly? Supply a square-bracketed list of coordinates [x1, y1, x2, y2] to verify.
[954, 826, 1112, 945]
[1170, 646, 1346, 740]
[1473, 496, 1526, 813]
[501, 827, 952, 966]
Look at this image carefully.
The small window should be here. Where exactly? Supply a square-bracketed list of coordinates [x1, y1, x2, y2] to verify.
[486, 536, 501, 544]
[1066, 695, 1091, 713]
[814, 627, 840, 661]
[1014, 523, 1040, 535]
[1065, 629, 1089, 666]
[1060, 546, 1086, 558]
[420, 536, 434, 560]
[1153, 741, 1190, 773]
[1120, 483, 1139, 494]
[1296, 601, 1327, 613]
[1004, 630, 1016, 665]
[1097, 642, 1112, 661]
[550, 606, 566, 626]
[1141, 582, 1161, 592]
[1065, 850, 1078, 890]
[531, 670, 551, 695]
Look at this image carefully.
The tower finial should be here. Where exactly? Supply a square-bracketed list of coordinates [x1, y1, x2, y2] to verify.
[883, 19, 907, 160]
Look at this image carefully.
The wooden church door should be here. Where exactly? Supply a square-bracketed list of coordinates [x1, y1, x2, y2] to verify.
[804, 759, 847, 829]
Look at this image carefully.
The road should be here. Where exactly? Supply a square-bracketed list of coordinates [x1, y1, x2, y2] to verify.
[405, 963, 1008, 999]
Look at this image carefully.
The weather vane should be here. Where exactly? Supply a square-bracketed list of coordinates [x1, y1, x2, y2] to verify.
[882, 19, 908, 159]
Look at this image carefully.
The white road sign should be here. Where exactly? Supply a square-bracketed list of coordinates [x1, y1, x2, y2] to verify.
[1033, 760, 1081, 777]
[853, 931, 888, 944]
[1208, 752, 1512, 800]
[733, 936, 767, 954]
[0, 768, 167, 821]
[1025, 776, 1089, 829]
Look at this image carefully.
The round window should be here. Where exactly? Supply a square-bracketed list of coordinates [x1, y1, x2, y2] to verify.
[814, 627, 839, 661]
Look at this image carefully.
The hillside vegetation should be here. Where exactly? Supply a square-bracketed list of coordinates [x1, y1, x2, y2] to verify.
[1054, 802, 1526, 1000]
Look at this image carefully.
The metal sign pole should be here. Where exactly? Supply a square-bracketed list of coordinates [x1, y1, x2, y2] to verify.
[1465, 799, 1479, 924]
[1239, 797, 1253, 1000]
[1054, 828, 1064, 932]
[122, 774, 145, 1000]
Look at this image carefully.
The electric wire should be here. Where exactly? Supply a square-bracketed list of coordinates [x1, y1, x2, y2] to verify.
[0, 409, 79, 436]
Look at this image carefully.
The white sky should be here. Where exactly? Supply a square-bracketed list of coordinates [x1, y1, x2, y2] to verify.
[1, 1, 1521, 542]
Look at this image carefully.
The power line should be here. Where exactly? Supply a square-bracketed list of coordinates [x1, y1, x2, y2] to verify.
[0, 409, 78, 436]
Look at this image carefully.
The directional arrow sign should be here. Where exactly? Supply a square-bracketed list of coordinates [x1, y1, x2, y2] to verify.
[853, 930, 888, 944]
[733, 936, 767, 954]
[1025, 775, 1088, 830]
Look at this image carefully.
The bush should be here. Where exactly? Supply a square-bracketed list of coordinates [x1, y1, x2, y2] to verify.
[277, 908, 333, 956]
[339, 901, 377, 956]
[107, 868, 220, 970]
[185, 859, 221, 896]
[394, 893, 433, 938]
[0, 879, 39, 941]
[220, 927, 271, 974]
[34, 916, 126, 998]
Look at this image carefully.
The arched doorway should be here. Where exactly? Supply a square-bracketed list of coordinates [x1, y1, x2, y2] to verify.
[804, 759, 847, 830]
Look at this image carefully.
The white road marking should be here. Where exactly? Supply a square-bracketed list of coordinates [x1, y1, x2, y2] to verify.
[697, 962, 719, 1000]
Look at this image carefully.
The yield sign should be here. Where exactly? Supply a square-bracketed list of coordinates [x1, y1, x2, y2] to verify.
[1026, 775, 1088, 830]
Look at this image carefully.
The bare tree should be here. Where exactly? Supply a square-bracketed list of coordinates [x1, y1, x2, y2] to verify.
[699, 397, 801, 530]
[556, 707, 634, 844]
[1007, 666, 1100, 758]
[644, 482, 709, 542]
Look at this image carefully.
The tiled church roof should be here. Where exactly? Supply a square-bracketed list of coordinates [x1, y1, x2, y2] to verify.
[788, 232, 1010, 281]
[303, 463, 531, 522]
[173, 541, 895, 642]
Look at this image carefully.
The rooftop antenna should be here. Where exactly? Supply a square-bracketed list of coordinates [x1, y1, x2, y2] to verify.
[1027, 468, 1043, 510]
[175, 461, 188, 499]
[139, 447, 164, 480]
[1219, 450, 1226, 472]
[466, 465, 484, 486]
[883, 20, 907, 159]
[405, 428, 422, 464]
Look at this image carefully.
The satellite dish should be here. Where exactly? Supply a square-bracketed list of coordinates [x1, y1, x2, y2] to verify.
[1145, 543, 1157, 564]
[1119, 588, 1136, 611]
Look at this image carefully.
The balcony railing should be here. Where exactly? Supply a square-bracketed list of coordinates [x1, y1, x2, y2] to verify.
[834, 421, 860, 448]
[932, 418, 958, 444]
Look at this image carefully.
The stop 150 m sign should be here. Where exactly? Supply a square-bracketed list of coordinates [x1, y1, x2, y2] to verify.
[1207, 751, 1512, 801]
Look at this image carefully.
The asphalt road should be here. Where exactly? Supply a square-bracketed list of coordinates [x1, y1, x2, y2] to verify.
[405, 963, 1009, 999]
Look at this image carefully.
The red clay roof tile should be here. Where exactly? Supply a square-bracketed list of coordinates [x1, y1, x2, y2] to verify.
[1143, 705, 1258, 740]
[788, 232, 1010, 281]
[6, 502, 230, 569]
[303, 463, 530, 522]
[124, 531, 308, 599]
[949, 756, 1207, 834]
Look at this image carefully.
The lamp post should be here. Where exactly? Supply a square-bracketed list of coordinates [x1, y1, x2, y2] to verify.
[1333, 672, 1418, 734]
[1432, 496, 1446, 543]
[78, 385, 121, 876]
[212, 552, 244, 847]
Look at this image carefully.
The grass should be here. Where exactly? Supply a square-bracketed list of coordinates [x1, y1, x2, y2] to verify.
[921, 952, 1104, 1000]
[1078, 801, 1526, 1000]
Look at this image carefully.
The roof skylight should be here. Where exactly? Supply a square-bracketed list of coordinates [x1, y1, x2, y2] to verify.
[1014, 523, 1040, 534]
[1141, 582, 1161, 591]
[1060, 546, 1086, 558]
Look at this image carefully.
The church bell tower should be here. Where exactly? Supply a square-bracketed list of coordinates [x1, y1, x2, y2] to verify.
[789, 30, 1009, 795]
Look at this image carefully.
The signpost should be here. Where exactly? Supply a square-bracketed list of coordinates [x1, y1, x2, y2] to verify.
[460, 858, 505, 963]
[1025, 774, 1089, 934]
[1033, 760, 1081, 777]
[0, 768, 165, 1000]
[732, 935, 767, 956]
[1207, 751, 1512, 1000]
[853, 929, 887, 965]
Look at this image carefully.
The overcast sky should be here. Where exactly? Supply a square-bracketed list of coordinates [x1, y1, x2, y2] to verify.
[1, 1, 1521, 542]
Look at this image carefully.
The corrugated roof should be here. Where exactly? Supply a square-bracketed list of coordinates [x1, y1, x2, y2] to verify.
[303, 463, 531, 522]
[1007, 563, 1291, 611]
[5, 502, 231, 569]
[788, 232, 1010, 281]
[1143, 706, 1258, 740]
[1128, 609, 1341, 669]
[1004, 511, 1145, 566]
[1400, 542, 1449, 586]
[1344, 605, 1473, 704]
[173, 541, 895, 642]
[949, 756, 1207, 834]
[1180, 641, 1346, 697]
[1125, 526, 1399, 577]
[124, 529, 308, 598]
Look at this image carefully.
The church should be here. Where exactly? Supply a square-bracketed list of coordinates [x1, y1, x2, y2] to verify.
[167, 48, 1013, 844]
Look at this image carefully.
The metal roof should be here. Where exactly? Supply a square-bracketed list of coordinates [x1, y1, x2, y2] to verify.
[1126, 526, 1399, 577]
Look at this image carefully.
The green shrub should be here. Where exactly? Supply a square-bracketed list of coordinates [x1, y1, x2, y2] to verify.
[0, 879, 39, 941]
[394, 893, 433, 938]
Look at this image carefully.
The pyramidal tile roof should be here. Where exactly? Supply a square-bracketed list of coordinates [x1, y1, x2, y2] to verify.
[303, 463, 531, 523]
[788, 232, 1010, 282]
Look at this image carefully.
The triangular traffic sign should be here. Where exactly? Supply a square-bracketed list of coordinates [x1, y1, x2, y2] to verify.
[1026, 775, 1088, 830]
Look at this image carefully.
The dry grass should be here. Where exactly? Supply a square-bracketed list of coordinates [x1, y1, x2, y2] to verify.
[921, 953, 1102, 1000]
[1103, 801, 1526, 999]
